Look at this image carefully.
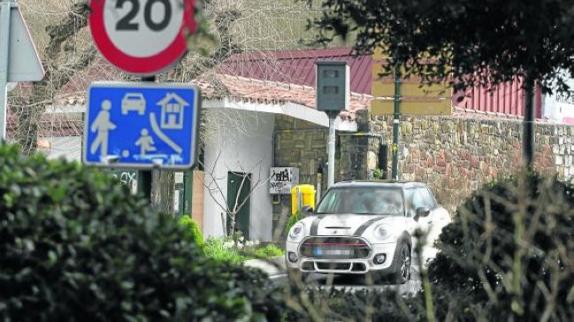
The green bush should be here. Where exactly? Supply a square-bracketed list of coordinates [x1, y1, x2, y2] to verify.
[282, 288, 424, 321]
[428, 173, 574, 321]
[0, 145, 285, 321]
[253, 244, 284, 259]
[204, 238, 247, 264]
[178, 215, 205, 250]
[285, 212, 300, 236]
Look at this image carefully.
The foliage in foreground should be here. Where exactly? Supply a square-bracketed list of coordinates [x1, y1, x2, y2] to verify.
[0, 145, 284, 321]
[178, 214, 205, 250]
[5, 142, 572, 321]
[428, 173, 574, 321]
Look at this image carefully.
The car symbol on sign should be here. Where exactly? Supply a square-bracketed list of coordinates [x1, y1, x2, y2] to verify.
[121, 93, 146, 115]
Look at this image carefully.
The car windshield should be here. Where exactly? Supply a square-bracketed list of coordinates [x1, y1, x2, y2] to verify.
[315, 186, 404, 216]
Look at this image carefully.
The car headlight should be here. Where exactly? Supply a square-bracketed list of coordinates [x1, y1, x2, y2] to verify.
[288, 222, 305, 242]
[374, 224, 395, 241]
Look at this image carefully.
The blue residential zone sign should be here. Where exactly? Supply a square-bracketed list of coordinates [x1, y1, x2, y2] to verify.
[83, 82, 200, 169]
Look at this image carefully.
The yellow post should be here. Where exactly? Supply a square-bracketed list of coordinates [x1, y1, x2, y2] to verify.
[291, 184, 316, 215]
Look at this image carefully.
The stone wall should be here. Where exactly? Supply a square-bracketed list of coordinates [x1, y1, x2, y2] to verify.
[369, 115, 574, 211]
[272, 111, 574, 231]
[272, 116, 326, 236]
[274, 115, 328, 185]
[272, 115, 377, 235]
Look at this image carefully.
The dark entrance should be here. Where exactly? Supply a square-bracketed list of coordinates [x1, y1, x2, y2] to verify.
[227, 172, 251, 239]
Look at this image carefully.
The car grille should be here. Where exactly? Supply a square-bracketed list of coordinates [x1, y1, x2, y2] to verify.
[299, 237, 371, 259]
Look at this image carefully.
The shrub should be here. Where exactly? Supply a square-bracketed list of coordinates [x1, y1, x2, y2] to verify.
[281, 287, 424, 322]
[178, 215, 205, 250]
[428, 172, 574, 321]
[203, 237, 247, 264]
[285, 212, 300, 236]
[0, 145, 285, 321]
[253, 244, 284, 259]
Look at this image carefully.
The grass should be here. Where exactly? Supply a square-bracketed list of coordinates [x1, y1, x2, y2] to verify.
[203, 238, 285, 265]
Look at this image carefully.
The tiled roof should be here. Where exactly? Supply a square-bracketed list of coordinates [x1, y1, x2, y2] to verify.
[40, 73, 371, 116]
[211, 74, 371, 121]
[7, 73, 371, 138]
[219, 48, 372, 95]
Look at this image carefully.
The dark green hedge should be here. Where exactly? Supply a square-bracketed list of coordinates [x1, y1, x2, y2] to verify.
[0, 145, 283, 321]
[428, 173, 574, 321]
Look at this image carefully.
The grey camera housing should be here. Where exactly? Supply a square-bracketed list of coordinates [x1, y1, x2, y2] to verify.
[316, 61, 350, 112]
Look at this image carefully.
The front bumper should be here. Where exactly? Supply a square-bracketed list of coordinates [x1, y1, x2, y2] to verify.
[285, 239, 398, 274]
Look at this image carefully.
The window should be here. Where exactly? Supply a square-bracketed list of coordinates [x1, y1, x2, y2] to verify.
[417, 187, 436, 210]
[405, 189, 423, 216]
[405, 187, 436, 215]
[315, 187, 404, 216]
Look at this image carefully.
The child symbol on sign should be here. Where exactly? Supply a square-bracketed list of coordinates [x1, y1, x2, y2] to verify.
[135, 128, 156, 156]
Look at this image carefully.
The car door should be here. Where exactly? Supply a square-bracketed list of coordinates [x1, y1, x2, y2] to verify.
[416, 187, 450, 262]
[404, 188, 432, 253]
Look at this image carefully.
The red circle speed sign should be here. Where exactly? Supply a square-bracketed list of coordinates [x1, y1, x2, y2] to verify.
[89, 0, 197, 75]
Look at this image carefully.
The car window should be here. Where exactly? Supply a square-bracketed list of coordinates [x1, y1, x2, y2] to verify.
[315, 187, 404, 216]
[405, 188, 423, 216]
[417, 187, 436, 210]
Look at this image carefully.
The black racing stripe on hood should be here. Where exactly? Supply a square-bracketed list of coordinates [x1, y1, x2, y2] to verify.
[310, 215, 325, 236]
[353, 216, 385, 236]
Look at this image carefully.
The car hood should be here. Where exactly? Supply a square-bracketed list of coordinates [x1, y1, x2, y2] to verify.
[305, 214, 401, 237]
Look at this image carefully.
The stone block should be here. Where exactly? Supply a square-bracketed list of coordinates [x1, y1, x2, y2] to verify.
[553, 145, 560, 154]
[401, 122, 414, 135]
[435, 166, 446, 174]
[415, 166, 426, 177]
[470, 156, 480, 169]
[556, 156, 564, 166]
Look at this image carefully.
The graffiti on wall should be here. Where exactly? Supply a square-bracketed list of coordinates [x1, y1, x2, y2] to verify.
[269, 167, 299, 194]
[111, 170, 138, 193]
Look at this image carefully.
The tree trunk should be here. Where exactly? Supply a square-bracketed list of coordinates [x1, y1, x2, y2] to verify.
[523, 75, 535, 169]
[151, 170, 175, 215]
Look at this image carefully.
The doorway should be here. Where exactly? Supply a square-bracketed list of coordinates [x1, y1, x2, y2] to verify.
[227, 172, 251, 239]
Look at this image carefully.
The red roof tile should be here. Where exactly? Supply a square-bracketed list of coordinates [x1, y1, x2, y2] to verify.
[7, 73, 371, 139]
[213, 74, 371, 121]
[219, 48, 372, 95]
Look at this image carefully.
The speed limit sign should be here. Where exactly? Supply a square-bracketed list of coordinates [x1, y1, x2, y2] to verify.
[89, 0, 197, 75]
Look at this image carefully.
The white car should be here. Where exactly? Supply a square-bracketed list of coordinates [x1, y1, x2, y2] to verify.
[286, 181, 451, 284]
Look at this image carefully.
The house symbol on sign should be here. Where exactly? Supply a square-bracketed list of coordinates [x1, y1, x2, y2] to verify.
[157, 93, 189, 130]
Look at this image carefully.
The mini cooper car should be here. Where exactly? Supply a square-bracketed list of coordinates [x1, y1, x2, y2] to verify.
[286, 181, 451, 284]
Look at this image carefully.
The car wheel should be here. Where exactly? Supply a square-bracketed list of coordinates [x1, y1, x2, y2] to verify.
[390, 243, 411, 284]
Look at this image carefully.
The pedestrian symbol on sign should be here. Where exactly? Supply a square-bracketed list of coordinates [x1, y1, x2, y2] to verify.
[90, 100, 116, 158]
[83, 82, 200, 170]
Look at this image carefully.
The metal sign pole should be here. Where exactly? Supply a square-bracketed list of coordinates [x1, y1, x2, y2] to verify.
[183, 170, 192, 215]
[0, 0, 13, 142]
[391, 66, 401, 181]
[327, 111, 338, 188]
[137, 75, 155, 202]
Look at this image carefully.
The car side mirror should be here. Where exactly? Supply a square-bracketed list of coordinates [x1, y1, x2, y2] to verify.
[301, 205, 314, 217]
[414, 207, 430, 221]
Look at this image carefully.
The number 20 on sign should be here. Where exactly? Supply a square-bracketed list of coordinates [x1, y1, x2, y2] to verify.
[89, 0, 197, 75]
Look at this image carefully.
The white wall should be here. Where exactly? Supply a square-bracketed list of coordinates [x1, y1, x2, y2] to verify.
[202, 109, 275, 241]
[41, 136, 82, 161]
